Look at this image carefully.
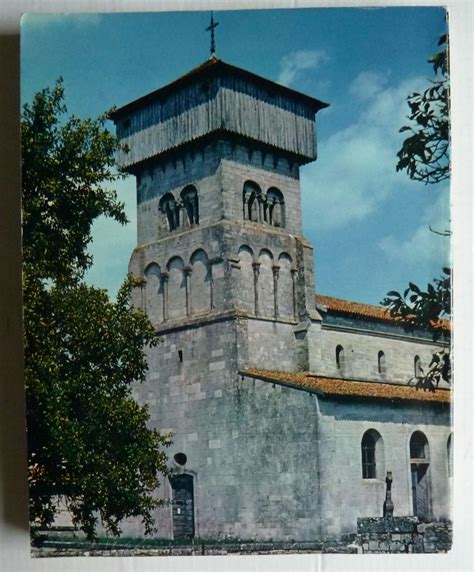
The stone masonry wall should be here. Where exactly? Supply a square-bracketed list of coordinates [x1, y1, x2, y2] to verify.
[121, 322, 324, 541]
[136, 139, 304, 246]
[123, 349, 451, 543]
[220, 157, 302, 235]
[357, 517, 452, 553]
[129, 220, 317, 334]
[311, 325, 448, 385]
[316, 397, 452, 538]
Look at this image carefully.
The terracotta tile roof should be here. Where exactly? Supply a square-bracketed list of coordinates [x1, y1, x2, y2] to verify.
[241, 369, 451, 404]
[110, 57, 329, 119]
[315, 294, 451, 332]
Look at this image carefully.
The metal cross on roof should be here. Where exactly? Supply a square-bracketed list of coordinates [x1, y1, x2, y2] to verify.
[206, 11, 219, 56]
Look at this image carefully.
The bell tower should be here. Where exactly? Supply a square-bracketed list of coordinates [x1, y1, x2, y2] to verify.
[110, 56, 328, 540]
[110, 58, 327, 351]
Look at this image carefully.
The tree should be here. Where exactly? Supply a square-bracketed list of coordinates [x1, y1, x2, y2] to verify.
[383, 33, 451, 389]
[381, 268, 451, 388]
[22, 80, 171, 540]
[396, 34, 449, 184]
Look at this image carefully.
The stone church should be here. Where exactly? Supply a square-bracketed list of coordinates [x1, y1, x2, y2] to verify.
[109, 55, 452, 543]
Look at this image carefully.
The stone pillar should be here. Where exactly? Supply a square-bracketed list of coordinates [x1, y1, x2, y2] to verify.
[184, 265, 192, 316]
[272, 264, 280, 319]
[252, 262, 260, 316]
[258, 197, 265, 223]
[176, 201, 183, 228]
[210, 267, 215, 310]
[383, 471, 394, 518]
[161, 272, 169, 322]
[243, 195, 249, 220]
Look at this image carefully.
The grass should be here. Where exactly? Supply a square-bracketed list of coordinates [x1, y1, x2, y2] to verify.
[36, 535, 263, 548]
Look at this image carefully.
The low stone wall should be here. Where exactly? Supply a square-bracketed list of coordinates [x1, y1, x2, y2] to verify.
[417, 522, 453, 553]
[357, 517, 452, 553]
[32, 537, 358, 557]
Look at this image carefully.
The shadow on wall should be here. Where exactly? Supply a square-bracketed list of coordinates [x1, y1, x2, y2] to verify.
[317, 397, 450, 426]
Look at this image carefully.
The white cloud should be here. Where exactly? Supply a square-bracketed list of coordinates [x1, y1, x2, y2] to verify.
[301, 73, 429, 233]
[277, 50, 328, 86]
[349, 71, 389, 100]
[379, 188, 451, 269]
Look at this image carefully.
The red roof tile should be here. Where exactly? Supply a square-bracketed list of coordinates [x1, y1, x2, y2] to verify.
[242, 369, 451, 404]
[315, 294, 450, 332]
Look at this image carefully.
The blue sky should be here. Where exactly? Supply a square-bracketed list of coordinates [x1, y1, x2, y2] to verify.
[21, 8, 450, 305]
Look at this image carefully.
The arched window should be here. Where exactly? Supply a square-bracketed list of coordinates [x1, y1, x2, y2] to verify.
[410, 431, 429, 461]
[159, 193, 179, 231]
[378, 350, 386, 377]
[267, 187, 285, 228]
[181, 185, 199, 225]
[336, 345, 345, 372]
[414, 355, 423, 377]
[361, 429, 384, 479]
[243, 181, 263, 222]
[447, 434, 453, 478]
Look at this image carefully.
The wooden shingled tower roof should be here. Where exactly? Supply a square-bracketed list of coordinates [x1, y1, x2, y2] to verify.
[110, 56, 329, 120]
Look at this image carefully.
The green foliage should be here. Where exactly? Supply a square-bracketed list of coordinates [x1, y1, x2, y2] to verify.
[396, 34, 450, 184]
[23, 81, 170, 540]
[22, 79, 127, 285]
[387, 30, 452, 390]
[388, 30, 451, 390]
[382, 267, 451, 335]
[381, 268, 451, 387]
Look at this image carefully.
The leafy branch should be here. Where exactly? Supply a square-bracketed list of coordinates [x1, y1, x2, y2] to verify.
[396, 34, 450, 184]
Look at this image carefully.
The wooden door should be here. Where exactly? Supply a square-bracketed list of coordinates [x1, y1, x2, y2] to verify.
[411, 463, 430, 521]
[171, 474, 195, 539]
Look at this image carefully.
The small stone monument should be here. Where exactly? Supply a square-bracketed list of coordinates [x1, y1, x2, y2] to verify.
[383, 470, 394, 518]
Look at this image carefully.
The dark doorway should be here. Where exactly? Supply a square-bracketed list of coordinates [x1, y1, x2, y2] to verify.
[411, 463, 430, 521]
[170, 474, 195, 539]
[410, 431, 431, 521]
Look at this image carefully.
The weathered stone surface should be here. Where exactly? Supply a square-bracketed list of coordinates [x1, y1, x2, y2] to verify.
[358, 516, 418, 534]
[356, 518, 452, 554]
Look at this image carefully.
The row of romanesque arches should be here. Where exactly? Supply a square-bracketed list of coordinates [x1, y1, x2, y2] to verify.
[243, 181, 285, 228]
[143, 245, 297, 324]
[144, 249, 212, 323]
[237, 245, 296, 319]
[159, 185, 199, 232]
[361, 429, 453, 519]
[335, 346, 430, 380]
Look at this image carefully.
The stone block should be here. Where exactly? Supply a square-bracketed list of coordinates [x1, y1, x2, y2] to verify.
[209, 361, 226, 371]
[368, 540, 379, 551]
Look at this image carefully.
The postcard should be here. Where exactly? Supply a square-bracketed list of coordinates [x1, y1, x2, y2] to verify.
[20, 8, 452, 557]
